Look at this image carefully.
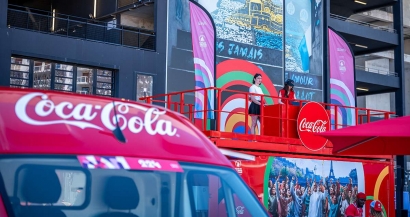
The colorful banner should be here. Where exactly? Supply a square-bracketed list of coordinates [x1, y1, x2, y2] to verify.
[78, 155, 184, 172]
[328, 28, 356, 128]
[232, 155, 393, 217]
[189, 2, 215, 119]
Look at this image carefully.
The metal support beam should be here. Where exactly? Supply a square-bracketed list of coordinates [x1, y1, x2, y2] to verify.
[0, 0, 11, 87]
[393, 0, 406, 216]
[324, 0, 330, 104]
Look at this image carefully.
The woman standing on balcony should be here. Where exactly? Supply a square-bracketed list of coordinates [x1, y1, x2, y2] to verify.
[279, 79, 297, 105]
[249, 73, 264, 135]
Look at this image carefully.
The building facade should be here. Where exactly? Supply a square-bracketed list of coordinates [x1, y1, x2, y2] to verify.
[0, 0, 408, 215]
[0, 0, 167, 101]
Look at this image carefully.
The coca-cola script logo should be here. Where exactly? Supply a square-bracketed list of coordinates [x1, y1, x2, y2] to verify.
[14, 92, 178, 137]
[297, 102, 330, 151]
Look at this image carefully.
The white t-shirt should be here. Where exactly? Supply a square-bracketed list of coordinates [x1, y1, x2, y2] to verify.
[249, 84, 263, 101]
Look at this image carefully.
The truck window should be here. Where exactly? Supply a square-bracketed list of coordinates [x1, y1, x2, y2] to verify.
[0, 156, 267, 217]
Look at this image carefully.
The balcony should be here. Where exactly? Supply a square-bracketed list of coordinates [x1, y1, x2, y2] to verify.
[76, 90, 89, 94]
[330, 0, 396, 18]
[355, 65, 400, 95]
[140, 88, 394, 158]
[329, 14, 397, 55]
[117, 0, 154, 10]
[7, 5, 156, 51]
[355, 65, 397, 76]
[77, 76, 90, 85]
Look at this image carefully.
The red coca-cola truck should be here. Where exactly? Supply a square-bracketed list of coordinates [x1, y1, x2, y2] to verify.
[0, 87, 268, 217]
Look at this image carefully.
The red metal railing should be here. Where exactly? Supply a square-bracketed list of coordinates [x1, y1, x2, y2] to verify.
[141, 87, 395, 141]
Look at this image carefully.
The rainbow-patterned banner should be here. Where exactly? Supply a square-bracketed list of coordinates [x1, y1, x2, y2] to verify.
[329, 28, 356, 128]
[189, 1, 215, 119]
[217, 59, 278, 134]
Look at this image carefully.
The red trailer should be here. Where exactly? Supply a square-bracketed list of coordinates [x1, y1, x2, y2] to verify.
[143, 87, 396, 217]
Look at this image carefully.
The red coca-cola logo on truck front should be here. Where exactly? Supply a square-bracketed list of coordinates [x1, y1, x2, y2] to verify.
[297, 102, 330, 151]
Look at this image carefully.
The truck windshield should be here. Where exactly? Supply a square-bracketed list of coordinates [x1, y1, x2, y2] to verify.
[0, 155, 267, 217]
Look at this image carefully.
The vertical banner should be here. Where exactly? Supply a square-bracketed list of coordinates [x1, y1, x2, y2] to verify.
[189, 1, 215, 119]
[328, 28, 356, 128]
[284, 0, 324, 102]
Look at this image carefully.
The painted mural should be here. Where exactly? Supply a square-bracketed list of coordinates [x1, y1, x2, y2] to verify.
[201, 0, 283, 49]
[166, 0, 324, 134]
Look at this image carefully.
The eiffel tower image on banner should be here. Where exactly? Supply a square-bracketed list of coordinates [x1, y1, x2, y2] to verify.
[329, 160, 336, 181]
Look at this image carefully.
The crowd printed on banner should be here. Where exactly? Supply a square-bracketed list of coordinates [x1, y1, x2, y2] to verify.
[15, 92, 178, 137]
[267, 157, 365, 217]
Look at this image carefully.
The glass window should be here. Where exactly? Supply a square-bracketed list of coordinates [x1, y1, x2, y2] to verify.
[76, 67, 93, 94]
[96, 69, 114, 96]
[9, 57, 115, 97]
[136, 74, 153, 101]
[33, 61, 52, 90]
[0, 156, 267, 217]
[16, 168, 87, 207]
[11, 57, 29, 65]
[54, 63, 73, 92]
[10, 57, 30, 88]
[55, 64, 74, 71]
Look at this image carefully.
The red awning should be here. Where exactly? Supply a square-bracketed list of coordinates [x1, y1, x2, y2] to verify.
[318, 115, 410, 155]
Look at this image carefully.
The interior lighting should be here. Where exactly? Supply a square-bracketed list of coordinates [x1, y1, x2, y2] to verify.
[94, 0, 97, 18]
[51, 9, 55, 32]
[354, 0, 367, 5]
[355, 44, 368, 49]
[356, 87, 369, 91]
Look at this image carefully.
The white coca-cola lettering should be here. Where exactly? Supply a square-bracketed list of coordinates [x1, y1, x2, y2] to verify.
[298, 118, 328, 133]
[15, 92, 178, 137]
[101, 102, 177, 136]
[16, 93, 102, 130]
